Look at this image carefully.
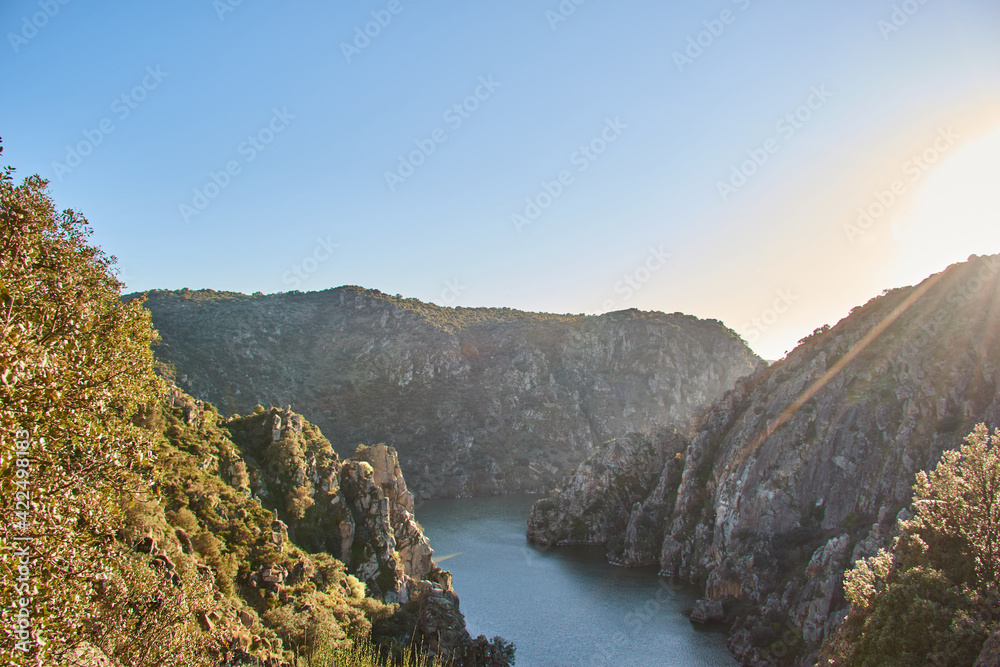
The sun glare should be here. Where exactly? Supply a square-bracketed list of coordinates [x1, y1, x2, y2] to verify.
[888, 124, 1000, 286]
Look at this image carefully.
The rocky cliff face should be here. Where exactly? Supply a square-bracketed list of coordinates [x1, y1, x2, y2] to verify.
[529, 254, 1000, 665]
[134, 287, 759, 497]
[218, 400, 451, 604]
[160, 388, 511, 664]
[135, 387, 514, 665]
[525, 428, 689, 565]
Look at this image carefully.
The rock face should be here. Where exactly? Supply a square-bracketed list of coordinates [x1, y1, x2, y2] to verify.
[152, 388, 508, 665]
[220, 403, 451, 603]
[690, 599, 725, 624]
[355, 444, 436, 582]
[529, 254, 1000, 665]
[133, 287, 759, 497]
[526, 428, 690, 565]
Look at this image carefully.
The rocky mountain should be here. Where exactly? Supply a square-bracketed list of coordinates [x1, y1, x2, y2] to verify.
[525, 428, 691, 564]
[131, 287, 759, 498]
[135, 387, 511, 666]
[528, 253, 1000, 665]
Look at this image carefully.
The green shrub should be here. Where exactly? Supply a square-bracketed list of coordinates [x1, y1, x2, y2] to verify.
[822, 424, 1000, 665]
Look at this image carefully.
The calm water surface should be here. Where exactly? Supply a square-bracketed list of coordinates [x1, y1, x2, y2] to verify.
[417, 495, 736, 667]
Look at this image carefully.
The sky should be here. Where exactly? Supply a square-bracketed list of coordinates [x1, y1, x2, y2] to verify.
[1, 1, 999, 360]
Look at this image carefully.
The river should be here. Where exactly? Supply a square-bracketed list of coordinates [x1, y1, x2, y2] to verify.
[416, 495, 736, 667]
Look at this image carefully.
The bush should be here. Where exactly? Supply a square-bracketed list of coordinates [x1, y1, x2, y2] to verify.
[0, 142, 210, 664]
[822, 424, 1000, 665]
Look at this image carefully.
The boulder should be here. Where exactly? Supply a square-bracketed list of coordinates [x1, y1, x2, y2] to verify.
[174, 527, 193, 554]
[689, 599, 725, 624]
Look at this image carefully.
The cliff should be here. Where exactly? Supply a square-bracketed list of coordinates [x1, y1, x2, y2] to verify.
[131, 287, 760, 497]
[528, 253, 1000, 665]
[218, 399, 451, 603]
[525, 428, 690, 564]
[126, 387, 510, 666]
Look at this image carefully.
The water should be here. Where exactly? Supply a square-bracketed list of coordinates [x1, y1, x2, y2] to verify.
[416, 495, 736, 667]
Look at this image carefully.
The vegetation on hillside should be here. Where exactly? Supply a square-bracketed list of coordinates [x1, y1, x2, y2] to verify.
[0, 140, 204, 664]
[821, 424, 1000, 666]
[133, 285, 724, 334]
[0, 143, 507, 666]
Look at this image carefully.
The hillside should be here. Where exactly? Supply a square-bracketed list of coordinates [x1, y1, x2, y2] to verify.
[120, 387, 512, 666]
[0, 160, 510, 665]
[130, 287, 759, 498]
[528, 253, 1000, 665]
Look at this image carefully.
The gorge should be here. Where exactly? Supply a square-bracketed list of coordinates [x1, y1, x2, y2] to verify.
[528, 253, 1000, 665]
[127, 254, 1000, 665]
[134, 287, 759, 498]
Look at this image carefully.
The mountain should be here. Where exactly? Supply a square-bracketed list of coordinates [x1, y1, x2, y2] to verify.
[528, 253, 1000, 665]
[130, 287, 760, 498]
[123, 386, 512, 666]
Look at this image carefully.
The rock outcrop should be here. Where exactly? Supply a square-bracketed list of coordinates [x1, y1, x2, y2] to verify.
[219, 402, 451, 603]
[526, 428, 689, 565]
[133, 287, 759, 497]
[528, 254, 1000, 665]
[150, 389, 514, 664]
[690, 599, 726, 624]
[355, 444, 436, 582]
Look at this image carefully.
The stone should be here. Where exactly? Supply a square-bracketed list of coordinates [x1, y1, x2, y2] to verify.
[174, 527, 193, 554]
[135, 535, 155, 554]
[261, 567, 284, 585]
[151, 553, 175, 572]
[196, 610, 214, 633]
[976, 632, 1000, 667]
[690, 599, 725, 624]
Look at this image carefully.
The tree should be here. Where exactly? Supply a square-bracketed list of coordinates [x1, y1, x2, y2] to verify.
[0, 140, 214, 664]
[822, 423, 1000, 666]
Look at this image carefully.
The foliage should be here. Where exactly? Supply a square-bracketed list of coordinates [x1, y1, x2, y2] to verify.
[821, 424, 1000, 666]
[0, 145, 474, 667]
[303, 634, 447, 667]
[150, 394, 394, 652]
[0, 142, 218, 664]
[70, 543, 223, 665]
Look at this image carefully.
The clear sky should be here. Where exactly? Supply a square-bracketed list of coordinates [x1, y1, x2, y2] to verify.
[2, 0, 999, 359]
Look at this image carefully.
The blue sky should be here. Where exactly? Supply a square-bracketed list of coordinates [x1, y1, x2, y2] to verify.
[2, 0, 999, 359]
